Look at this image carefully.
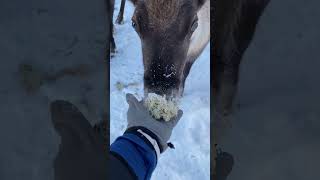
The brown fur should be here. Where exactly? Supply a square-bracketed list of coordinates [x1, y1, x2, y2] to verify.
[129, 0, 208, 97]
[144, 0, 181, 29]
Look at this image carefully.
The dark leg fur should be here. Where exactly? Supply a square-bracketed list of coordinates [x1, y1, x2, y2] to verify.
[110, 28, 116, 55]
[116, 0, 126, 24]
[212, 1, 270, 176]
[214, 0, 270, 116]
[109, 0, 116, 56]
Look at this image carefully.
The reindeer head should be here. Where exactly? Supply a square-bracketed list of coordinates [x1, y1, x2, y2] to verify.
[130, 0, 205, 98]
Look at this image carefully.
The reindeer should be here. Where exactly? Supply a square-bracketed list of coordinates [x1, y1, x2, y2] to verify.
[213, 0, 270, 178]
[128, 0, 210, 98]
[115, 0, 126, 24]
[213, 0, 270, 121]
[108, 0, 116, 55]
[109, 0, 126, 56]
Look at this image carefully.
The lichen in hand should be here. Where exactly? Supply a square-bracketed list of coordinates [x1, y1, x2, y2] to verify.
[144, 93, 179, 122]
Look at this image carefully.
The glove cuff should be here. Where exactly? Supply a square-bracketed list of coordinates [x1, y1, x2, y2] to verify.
[125, 126, 164, 153]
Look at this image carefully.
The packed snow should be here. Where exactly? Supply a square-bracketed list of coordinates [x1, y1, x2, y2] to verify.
[110, 1, 210, 180]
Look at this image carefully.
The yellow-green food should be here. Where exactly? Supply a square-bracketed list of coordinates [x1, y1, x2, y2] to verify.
[144, 93, 178, 121]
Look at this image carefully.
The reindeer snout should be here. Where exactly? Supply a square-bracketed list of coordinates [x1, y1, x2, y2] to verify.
[144, 71, 181, 96]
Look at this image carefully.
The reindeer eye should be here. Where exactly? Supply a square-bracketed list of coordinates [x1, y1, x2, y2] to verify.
[132, 21, 137, 29]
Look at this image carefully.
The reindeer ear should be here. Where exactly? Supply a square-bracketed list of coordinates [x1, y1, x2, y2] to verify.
[129, 0, 139, 6]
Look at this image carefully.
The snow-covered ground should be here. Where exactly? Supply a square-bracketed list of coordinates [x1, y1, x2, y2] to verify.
[110, 1, 210, 180]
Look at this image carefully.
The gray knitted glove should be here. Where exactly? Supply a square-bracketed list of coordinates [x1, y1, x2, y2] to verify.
[126, 93, 183, 152]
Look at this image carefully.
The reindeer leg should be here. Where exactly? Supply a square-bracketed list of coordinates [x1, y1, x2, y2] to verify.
[214, 0, 270, 117]
[215, 58, 240, 117]
[109, 0, 116, 56]
[110, 32, 116, 55]
[110, 19, 116, 55]
[116, 0, 126, 24]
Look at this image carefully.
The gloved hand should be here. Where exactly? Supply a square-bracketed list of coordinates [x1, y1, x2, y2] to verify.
[50, 100, 107, 180]
[126, 93, 183, 152]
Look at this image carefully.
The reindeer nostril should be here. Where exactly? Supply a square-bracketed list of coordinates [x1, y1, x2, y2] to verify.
[144, 62, 181, 96]
[145, 75, 179, 88]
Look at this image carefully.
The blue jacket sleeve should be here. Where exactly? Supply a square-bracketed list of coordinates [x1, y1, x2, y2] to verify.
[110, 133, 157, 180]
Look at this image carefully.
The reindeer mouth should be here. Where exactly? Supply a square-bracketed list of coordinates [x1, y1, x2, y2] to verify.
[143, 65, 184, 99]
[144, 86, 182, 101]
